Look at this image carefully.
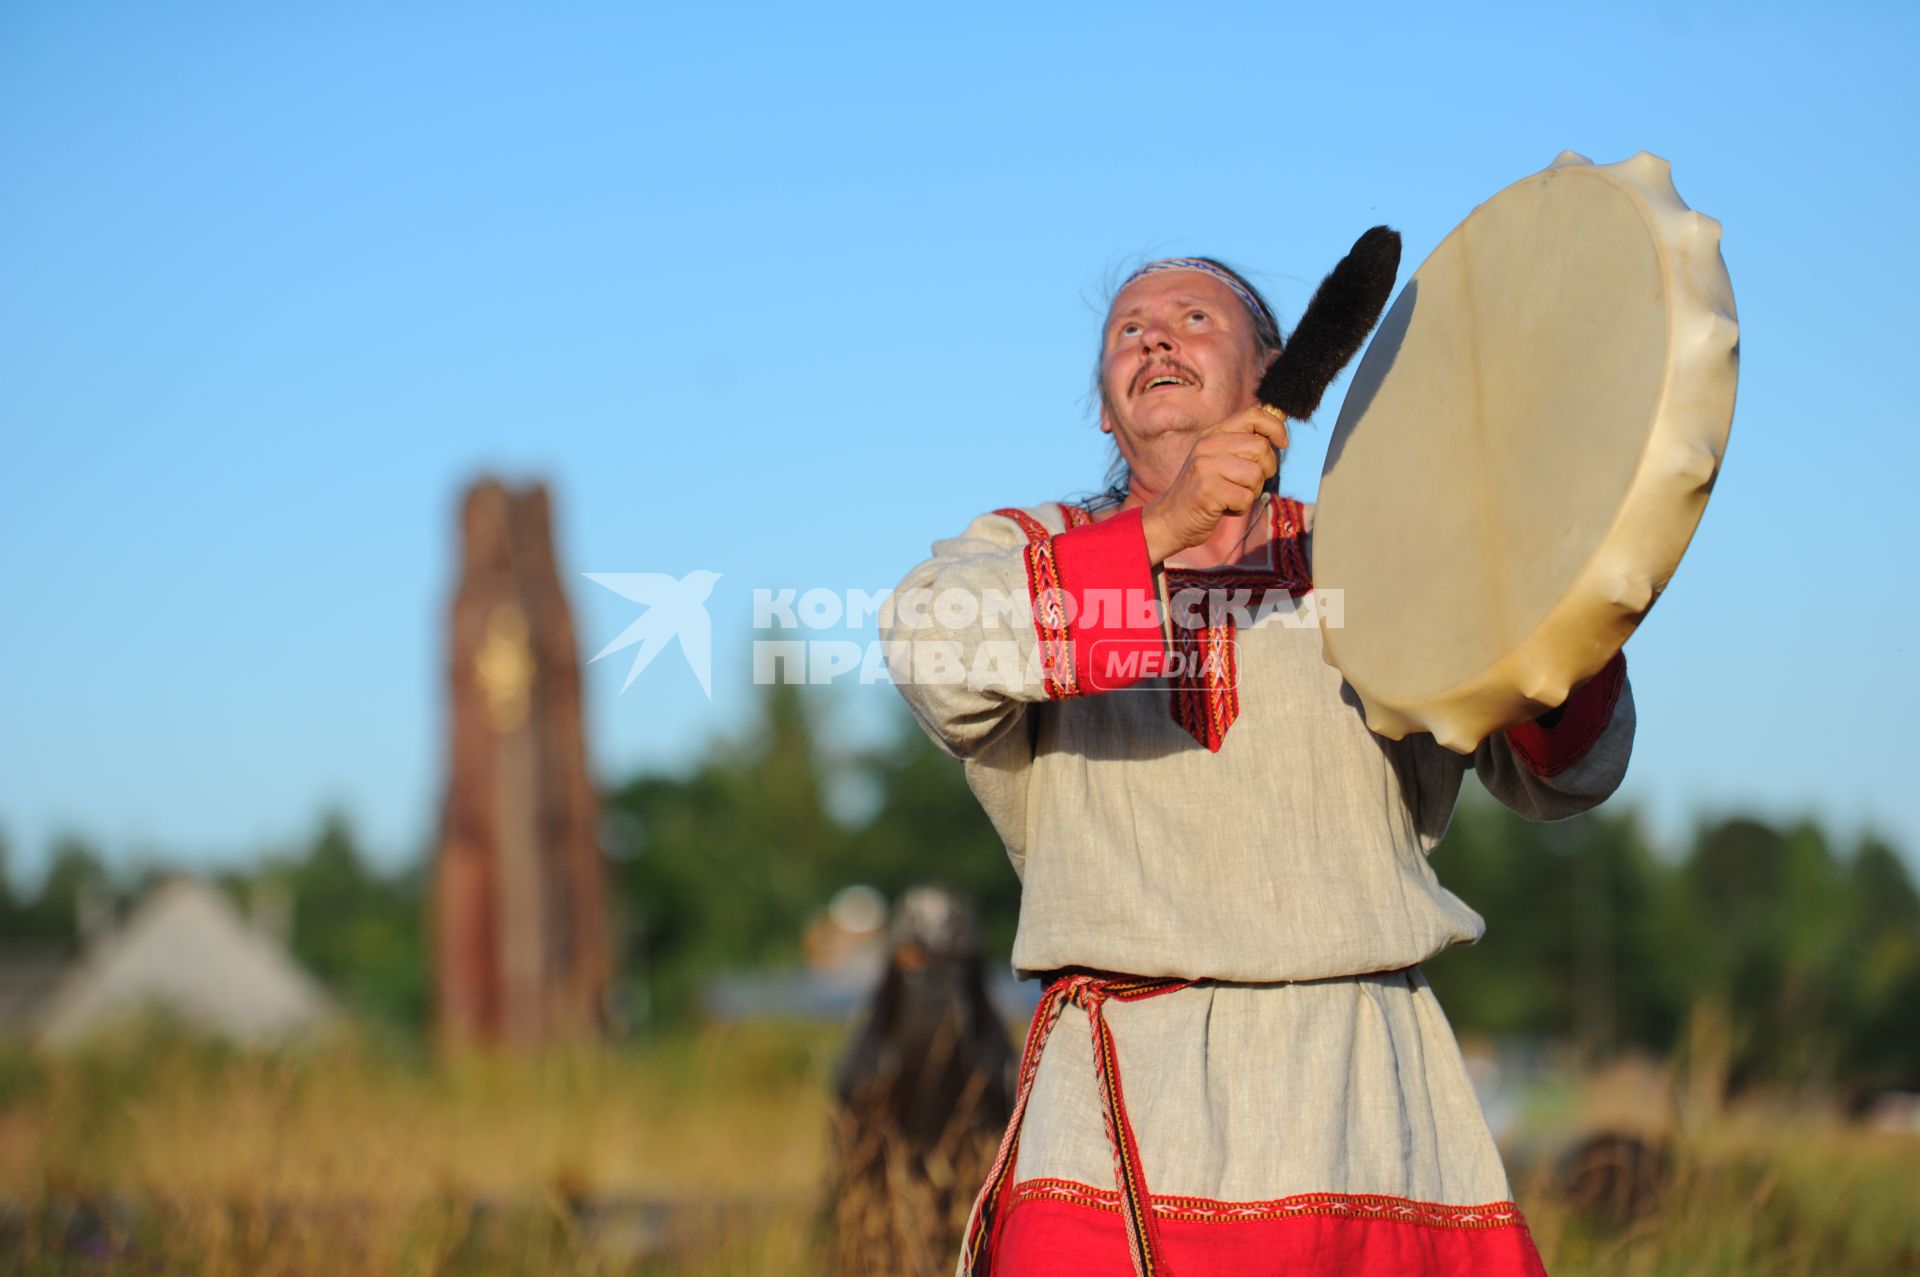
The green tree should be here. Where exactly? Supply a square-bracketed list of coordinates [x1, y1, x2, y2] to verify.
[1424, 794, 1686, 1061]
[843, 705, 1020, 956]
[276, 811, 428, 1027]
[1836, 834, 1920, 1093]
[16, 834, 111, 945]
[605, 681, 849, 1020]
[1423, 792, 1583, 1039]
[0, 827, 18, 935]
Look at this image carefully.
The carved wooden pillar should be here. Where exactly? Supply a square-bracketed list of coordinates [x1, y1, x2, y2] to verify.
[435, 478, 609, 1047]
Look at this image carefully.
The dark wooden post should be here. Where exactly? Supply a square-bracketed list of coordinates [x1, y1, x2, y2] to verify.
[435, 478, 610, 1048]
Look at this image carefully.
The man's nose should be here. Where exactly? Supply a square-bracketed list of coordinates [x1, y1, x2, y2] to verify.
[1136, 320, 1176, 351]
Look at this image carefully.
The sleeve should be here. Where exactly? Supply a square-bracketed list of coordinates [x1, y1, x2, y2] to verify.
[1468, 649, 1635, 822]
[878, 505, 1167, 761]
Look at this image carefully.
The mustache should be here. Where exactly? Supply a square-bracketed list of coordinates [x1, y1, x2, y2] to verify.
[1130, 359, 1201, 397]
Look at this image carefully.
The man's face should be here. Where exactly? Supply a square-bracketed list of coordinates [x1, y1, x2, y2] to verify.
[1099, 270, 1268, 459]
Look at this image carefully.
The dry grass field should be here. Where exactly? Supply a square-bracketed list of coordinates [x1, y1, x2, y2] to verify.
[1, 1019, 1915, 1276]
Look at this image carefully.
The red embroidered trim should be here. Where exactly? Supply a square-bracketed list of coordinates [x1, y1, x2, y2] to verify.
[1275, 497, 1312, 587]
[1505, 650, 1627, 778]
[994, 506, 1080, 700]
[994, 506, 1054, 544]
[1009, 1178, 1531, 1232]
[1161, 496, 1312, 751]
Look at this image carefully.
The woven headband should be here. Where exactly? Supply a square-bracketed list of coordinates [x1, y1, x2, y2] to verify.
[1117, 258, 1276, 333]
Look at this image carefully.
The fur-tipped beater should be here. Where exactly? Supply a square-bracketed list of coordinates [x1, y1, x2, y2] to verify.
[1257, 226, 1402, 420]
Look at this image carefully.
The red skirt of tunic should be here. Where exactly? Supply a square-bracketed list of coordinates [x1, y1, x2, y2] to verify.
[960, 970, 1548, 1277]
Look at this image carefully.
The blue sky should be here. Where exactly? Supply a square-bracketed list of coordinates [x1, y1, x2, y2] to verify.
[2, 2, 1916, 880]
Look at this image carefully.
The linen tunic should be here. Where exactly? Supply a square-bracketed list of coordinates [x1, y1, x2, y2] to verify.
[880, 493, 1633, 1276]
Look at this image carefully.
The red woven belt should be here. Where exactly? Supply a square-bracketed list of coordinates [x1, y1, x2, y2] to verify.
[960, 970, 1193, 1277]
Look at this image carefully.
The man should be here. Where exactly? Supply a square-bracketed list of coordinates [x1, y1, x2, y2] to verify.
[880, 257, 1630, 1276]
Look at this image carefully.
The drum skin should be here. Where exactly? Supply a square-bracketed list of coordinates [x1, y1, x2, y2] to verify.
[1314, 152, 1738, 752]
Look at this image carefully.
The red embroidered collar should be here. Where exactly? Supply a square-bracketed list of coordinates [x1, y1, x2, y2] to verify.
[1156, 494, 1313, 597]
[1064, 495, 1312, 753]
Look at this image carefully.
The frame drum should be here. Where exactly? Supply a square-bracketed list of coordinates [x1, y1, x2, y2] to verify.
[1313, 152, 1738, 752]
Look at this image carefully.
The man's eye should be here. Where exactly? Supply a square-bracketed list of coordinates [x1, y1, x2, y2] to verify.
[1120, 323, 1141, 337]
[1188, 310, 1208, 323]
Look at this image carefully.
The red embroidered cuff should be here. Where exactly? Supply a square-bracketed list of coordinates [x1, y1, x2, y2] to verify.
[1049, 507, 1165, 694]
[1505, 650, 1628, 778]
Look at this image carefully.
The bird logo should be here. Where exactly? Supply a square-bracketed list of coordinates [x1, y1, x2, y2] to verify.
[583, 570, 722, 697]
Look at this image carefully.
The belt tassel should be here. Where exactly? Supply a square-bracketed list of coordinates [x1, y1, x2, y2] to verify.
[958, 973, 1191, 1277]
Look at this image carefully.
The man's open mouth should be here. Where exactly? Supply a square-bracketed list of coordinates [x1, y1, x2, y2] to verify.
[1136, 367, 1198, 395]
